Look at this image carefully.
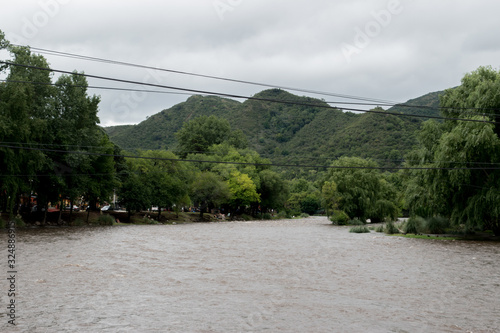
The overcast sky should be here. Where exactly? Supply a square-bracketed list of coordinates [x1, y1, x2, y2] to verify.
[2, 0, 500, 126]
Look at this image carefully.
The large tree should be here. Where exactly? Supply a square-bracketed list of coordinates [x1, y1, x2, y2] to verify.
[227, 171, 260, 211]
[132, 150, 190, 220]
[325, 157, 398, 222]
[190, 171, 231, 219]
[404, 66, 500, 235]
[0, 44, 53, 215]
[176, 115, 247, 157]
[0, 33, 117, 221]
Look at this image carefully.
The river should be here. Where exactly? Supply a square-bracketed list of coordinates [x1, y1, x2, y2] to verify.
[2, 217, 499, 332]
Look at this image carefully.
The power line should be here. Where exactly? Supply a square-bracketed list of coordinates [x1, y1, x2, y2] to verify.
[2, 144, 500, 171]
[7, 45, 500, 119]
[15, 44, 398, 104]
[4, 78, 500, 118]
[11, 45, 500, 116]
[5, 141, 500, 166]
[2, 61, 498, 125]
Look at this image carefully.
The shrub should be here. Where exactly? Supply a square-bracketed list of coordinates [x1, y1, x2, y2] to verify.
[142, 216, 159, 224]
[404, 216, 425, 234]
[98, 214, 115, 226]
[384, 220, 400, 234]
[277, 211, 287, 219]
[300, 213, 310, 218]
[262, 213, 273, 220]
[72, 218, 86, 227]
[375, 225, 385, 233]
[370, 199, 399, 223]
[13, 215, 25, 228]
[348, 218, 365, 226]
[241, 214, 253, 221]
[424, 216, 449, 234]
[330, 210, 350, 225]
[349, 226, 370, 233]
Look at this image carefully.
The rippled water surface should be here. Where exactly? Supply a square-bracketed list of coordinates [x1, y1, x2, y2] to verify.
[2, 217, 500, 332]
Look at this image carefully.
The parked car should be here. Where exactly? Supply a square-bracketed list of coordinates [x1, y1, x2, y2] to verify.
[101, 205, 112, 211]
[65, 205, 80, 211]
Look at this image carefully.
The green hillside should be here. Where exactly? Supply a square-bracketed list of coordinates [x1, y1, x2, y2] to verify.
[107, 95, 241, 150]
[387, 90, 444, 119]
[105, 89, 441, 167]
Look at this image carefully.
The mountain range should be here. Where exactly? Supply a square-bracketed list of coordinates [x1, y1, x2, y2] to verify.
[105, 89, 443, 168]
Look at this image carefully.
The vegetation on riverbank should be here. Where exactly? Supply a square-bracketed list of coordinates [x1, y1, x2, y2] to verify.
[2, 30, 500, 238]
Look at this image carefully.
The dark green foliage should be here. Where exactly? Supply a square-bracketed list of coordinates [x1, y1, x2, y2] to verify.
[300, 194, 322, 215]
[241, 214, 254, 221]
[387, 91, 443, 120]
[330, 210, 350, 225]
[404, 67, 500, 236]
[105, 89, 436, 173]
[370, 199, 399, 223]
[262, 213, 273, 220]
[176, 115, 247, 157]
[107, 95, 242, 150]
[349, 226, 370, 233]
[190, 171, 231, 219]
[12, 215, 25, 228]
[404, 216, 425, 234]
[424, 216, 449, 234]
[98, 214, 115, 226]
[348, 218, 365, 226]
[384, 221, 400, 234]
[258, 169, 289, 212]
[0, 39, 116, 219]
[72, 218, 86, 227]
[325, 157, 398, 222]
[119, 172, 151, 216]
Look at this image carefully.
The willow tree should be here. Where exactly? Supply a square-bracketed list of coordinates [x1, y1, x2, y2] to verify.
[404, 66, 500, 235]
[325, 157, 398, 222]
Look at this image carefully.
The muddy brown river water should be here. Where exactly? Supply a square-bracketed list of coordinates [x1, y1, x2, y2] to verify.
[2, 217, 499, 332]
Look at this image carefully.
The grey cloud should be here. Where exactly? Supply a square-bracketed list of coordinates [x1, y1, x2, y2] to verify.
[2, 0, 500, 126]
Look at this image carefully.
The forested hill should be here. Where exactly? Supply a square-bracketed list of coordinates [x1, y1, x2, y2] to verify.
[387, 90, 444, 119]
[105, 89, 442, 166]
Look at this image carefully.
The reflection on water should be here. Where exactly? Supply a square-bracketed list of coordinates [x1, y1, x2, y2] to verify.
[2, 217, 499, 332]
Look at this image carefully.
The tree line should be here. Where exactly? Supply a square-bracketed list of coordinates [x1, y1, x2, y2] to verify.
[2, 31, 499, 235]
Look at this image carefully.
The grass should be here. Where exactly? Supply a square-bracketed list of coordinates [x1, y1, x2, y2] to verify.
[349, 226, 370, 233]
[71, 218, 86, 227]
[390, 234, 460, 241]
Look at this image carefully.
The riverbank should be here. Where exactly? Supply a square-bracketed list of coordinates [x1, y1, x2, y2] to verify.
[0, 210, 268, 228]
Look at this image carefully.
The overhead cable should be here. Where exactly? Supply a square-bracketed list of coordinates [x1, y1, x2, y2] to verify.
[1, 61, 498, 125]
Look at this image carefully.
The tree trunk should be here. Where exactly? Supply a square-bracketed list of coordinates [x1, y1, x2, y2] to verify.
[42, 203, 48, 226]
[69, 198, 74, 224]
[199, 203, 205, 220]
